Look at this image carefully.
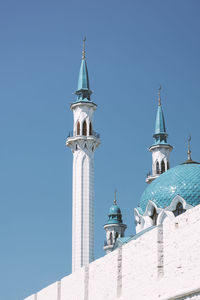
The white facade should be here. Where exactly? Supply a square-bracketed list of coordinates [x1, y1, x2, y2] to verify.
[66, 101, 100, 272]
[24, 204, 200, 300]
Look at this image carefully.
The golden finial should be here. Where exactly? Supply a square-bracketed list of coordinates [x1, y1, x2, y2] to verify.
[158, 85, 162, 106]
[187, 135, 192, 161]
[82, 36, 86, 60]
[114, 189, 117, 205]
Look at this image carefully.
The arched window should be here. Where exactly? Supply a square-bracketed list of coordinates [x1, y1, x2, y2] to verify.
[161, 160, 165, 173]
[89, 122, 92, 135]
[77, 121, 80, 135]
[110, 232, 113, 245]
[156, 161, 159, 174]
[115, 232, 118, 239]
[173, 202, 186, 217]
[167, 161, 169, 170]
[82, 120, 87, 136]
[151, 207, 158, 225]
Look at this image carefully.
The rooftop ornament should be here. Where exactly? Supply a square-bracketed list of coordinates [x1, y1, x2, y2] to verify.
[182, 135, 199, 165]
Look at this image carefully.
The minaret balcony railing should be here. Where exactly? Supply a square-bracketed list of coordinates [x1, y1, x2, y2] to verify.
[67, 130, 100, 139]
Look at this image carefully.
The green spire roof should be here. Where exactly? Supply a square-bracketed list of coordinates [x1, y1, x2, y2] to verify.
[154, 105, 166, 135]
[152, 88, 169, 146]
[77, 59, 90, 91]
[74, 38, 92, 102]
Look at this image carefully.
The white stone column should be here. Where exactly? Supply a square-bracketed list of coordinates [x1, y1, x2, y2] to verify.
[66, 102, 100, 272]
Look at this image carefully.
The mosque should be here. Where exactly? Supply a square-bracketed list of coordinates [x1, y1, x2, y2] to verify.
[24, 41, 200, 300]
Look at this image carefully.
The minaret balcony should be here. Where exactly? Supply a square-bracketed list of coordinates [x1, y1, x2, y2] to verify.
[66, 130, 100, 147]
[146, 174, 159, 184]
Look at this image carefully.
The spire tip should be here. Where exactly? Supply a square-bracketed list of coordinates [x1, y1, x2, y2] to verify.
[187, 135, 192, 161]
[114, 189, 117, 205]
[82, 36, 86, 60]
[158, 85, 162, 106]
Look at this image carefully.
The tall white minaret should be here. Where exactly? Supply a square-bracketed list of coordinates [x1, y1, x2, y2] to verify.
[66, 39, 100, 272]
[146, 87, 173, 184]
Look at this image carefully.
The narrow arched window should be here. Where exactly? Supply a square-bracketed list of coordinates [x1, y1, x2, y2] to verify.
[110, 232, 113, 245]
[167, 161, 169, 170]
[156, 161, 159, 174]
[173, 202, 186, 217]
[161, 160, 165, 173]
[151, 207, 158, 225]
[77, 121, 80, 135]
[115, 232, 118, 239]
[89, 122, 92, 135]
[82, 120, 87, 136]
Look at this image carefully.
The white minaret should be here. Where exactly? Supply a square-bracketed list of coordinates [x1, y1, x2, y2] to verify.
[146, 87, 173, 184]
[66, 39, 100, 272]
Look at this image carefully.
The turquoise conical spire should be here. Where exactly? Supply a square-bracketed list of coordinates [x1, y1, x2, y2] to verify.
[75, 38, 92, 102]
[153, 87, 168, 145]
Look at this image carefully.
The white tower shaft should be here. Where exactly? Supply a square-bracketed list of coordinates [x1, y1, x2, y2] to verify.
[67, 102, 100, 272]
[72, 144, 94, 270]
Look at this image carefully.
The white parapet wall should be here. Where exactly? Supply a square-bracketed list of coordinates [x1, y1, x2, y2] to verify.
[24, 204, 200, 300]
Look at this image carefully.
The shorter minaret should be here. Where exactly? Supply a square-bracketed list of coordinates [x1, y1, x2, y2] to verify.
[146, 87, 173, 184]
[103, 192, 127, 254]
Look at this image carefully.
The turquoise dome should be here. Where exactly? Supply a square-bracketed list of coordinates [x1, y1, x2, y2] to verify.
[138, 163, 200, 214]
[107, 203, 123, 224]
[109, 204, 121, 215]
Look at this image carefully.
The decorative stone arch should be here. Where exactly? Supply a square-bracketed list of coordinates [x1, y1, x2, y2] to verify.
[157, 209, 175, 225]
[82, 120, 87, 136]
[156, 160, 160, 174]
[110, 232, 113, 245]
[161, 159, 165, 173]
[89, 122, 92, 135]
[134, 208, 145, 233]
[76, 121, 80, 135]
[135, 195, 194, 233]
[146, 200, 159, 217]
[167, 160, 170, 170]
[166, 195, 192, 212]
[145, 200, 160, 226]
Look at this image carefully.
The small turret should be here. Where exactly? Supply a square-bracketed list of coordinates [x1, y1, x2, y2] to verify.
[146, 87, 173, 184]
[103, 192, 127, 254]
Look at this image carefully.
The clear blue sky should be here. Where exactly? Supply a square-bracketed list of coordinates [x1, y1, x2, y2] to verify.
[1, 0, 200, 299]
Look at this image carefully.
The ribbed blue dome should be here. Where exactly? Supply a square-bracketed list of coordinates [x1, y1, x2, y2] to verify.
[139, 163, 200, 214]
